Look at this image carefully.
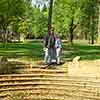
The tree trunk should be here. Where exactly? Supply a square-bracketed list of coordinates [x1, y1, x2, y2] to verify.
[69, 18, 74, 44]
[98, 5, 100, 44]
[3, 27, 7, 43]
[70, 28, 74, 44]
[3, 31, 7, 48]
[91, 33, 94, 44]
[91, 16, 94, 44]
[48, 0, 53, 34]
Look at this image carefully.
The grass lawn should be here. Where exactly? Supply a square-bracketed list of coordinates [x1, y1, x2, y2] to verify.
[0, 40, 100, 61]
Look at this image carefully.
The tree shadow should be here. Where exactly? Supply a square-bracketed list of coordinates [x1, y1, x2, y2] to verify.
[62, 44, 100, 61]
[41, 61, 65, 69]
[0, 61, 26, 74]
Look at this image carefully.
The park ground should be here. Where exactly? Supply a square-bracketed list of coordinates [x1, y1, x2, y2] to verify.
[1, 40, 100, 100]
[0, 39, 100, 74]
[0, 40, 100, 63]
[1, 39, 100, 77]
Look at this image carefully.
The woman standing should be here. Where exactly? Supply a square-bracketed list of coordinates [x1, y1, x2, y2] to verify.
[55, 34, 62, 65]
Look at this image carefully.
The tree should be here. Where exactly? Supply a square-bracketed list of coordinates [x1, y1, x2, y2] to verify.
[80, 0, 98, 44]
[97, 0, 100, 44]
[53, 0, 81, 44]
[31, 7, 48, 38]
[48, 0, 54, 34]
[0, 0, 32, 42]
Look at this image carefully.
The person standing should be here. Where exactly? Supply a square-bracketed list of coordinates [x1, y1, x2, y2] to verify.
[55, 34, 62, 65]
[43, 28, 55, 65]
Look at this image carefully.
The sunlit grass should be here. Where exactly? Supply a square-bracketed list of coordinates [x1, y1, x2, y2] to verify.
[0, 40, 100, 61]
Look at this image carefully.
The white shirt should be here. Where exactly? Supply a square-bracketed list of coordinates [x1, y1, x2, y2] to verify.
[55, 38, 62, 48]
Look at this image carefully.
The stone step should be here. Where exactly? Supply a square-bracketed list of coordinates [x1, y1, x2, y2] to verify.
[23, 94, 75, 100]
[0, 74, 100, 80]
[0, 94, 11, 98]
[23, 93, 100, 100]
[0, 88, 100, 100]
[0, 77, 100, 87]
[0, 73, 66, 78]
[14, 68, 66, 74]
[0, 82, 86, 88]
[19, 89, 100, 97]
[0, 74, 100, 81]
[0, 88, 99, 97]
[1, 88, 100, 100]
[0, 78, 67, 83]
[0, 86, 76, 92]
[23, 98, 65, 100]
[1, 77, 100, 86]
[23, 98, 73, 100]
[15, 64, 67, 69]
[0, 83, 100, 93]
[4, 61, 67, 69]
[0, 91, 66, 100]
[14, 94, 66, 100]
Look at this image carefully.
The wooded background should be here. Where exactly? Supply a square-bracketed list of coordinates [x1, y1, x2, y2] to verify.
[0, 0, 100, 44]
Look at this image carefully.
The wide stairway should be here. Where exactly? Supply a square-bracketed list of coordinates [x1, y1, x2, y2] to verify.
[0, 61, 100, 100]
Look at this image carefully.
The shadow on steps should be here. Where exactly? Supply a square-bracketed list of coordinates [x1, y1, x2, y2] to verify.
[0, 61, 25, 74]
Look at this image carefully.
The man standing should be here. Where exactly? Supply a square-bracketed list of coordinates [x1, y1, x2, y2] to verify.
[43, 28, 55, 65]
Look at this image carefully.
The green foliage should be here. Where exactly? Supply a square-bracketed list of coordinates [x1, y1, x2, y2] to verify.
[52, 0, 99, 43]
[0, 0, 99, 42]
[31, 7, 48, 38]
[79, 0, 99, 44]
[53, 0, 81, 34]
[0, 0, 32, 42]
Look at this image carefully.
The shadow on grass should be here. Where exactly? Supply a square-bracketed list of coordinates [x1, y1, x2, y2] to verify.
[62, 43, 100, 61]
[0, 42, 100, 62]
[0, 42, 44, 60]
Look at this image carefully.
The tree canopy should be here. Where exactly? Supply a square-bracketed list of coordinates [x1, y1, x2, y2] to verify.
[0, 0, 99, 44]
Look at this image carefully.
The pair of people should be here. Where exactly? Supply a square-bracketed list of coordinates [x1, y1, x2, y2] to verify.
[43, 29, 62, 65]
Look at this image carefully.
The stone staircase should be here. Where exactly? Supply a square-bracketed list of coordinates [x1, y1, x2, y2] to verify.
[0, 62, 100, 100]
